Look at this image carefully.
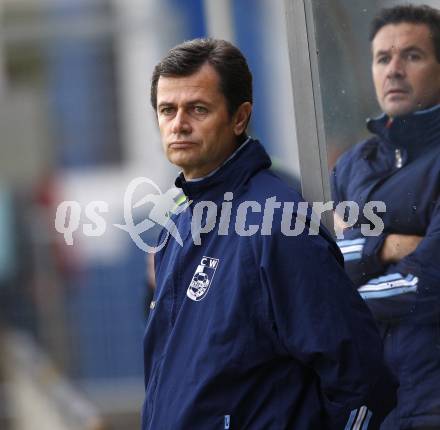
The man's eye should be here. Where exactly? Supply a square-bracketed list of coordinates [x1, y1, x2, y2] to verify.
[193, 105, 208, 114]
[376, 56, 389, 64]
[406, 53, 421, 61]
[160, 107, 174, 115]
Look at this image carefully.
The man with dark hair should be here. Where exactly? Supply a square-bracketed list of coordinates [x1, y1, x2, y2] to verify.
[143, 38, 397, 429]
[150, 38, 253, 120]
[369, 4, 440, 62]
[332, 4, 440, 429]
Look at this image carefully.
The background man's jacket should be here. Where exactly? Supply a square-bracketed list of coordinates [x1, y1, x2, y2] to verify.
[331, 104, 440, 429]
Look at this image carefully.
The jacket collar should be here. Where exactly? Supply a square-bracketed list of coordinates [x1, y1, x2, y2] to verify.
[366, 104, 440, 159]
[175, 138, 271, 202]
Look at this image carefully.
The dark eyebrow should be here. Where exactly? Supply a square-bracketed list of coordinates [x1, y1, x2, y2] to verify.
[374, 49, 390, 58]
[374, 46, 426, 58]
[157, 99, 213, 109]
[157, 102, 174, 109]
[186, 99, 213, 107]
[401, 46, 426, 55]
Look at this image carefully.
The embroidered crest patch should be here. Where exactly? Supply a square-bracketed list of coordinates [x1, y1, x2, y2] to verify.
[187, 256, 219, 301]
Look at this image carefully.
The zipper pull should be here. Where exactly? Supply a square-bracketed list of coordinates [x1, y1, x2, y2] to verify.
[395, 148, 403, 168]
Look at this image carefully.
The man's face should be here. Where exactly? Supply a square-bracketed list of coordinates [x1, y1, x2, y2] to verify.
[372, 22, 440, 117]
[156, 64, 249, 180]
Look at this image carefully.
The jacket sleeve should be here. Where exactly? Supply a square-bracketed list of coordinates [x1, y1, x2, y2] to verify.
[336, 228, 387, 286]
[257, 228, 397, 429]
[330, 163, 388, 286]
[357, 198, 440, 320]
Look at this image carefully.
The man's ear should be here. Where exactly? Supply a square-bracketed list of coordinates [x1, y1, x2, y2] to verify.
[233, 102, 252, 136]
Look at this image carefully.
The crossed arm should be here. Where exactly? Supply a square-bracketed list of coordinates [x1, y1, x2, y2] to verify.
[333, 213, 423, 264]
[379, 233, 423, 264]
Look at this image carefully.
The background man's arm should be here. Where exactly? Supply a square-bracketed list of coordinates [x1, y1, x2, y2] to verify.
[334, 212, 423, 268]
[332, 204, 389, 286]
[339, 201, 440, 320]
[379, 233, 423, 264]
[331, 165, 440, 320]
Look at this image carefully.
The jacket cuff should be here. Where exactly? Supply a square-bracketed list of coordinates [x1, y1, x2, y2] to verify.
[362, 234, 387, 273]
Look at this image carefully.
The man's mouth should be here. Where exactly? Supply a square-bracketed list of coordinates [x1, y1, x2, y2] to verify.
[169, 141, 196, 149]
[385, 88, 409, 96]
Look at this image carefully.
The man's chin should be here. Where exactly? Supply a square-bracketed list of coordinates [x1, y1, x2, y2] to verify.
[383, 102, 417, 118]
[167, 158, 199, 179]
[169, 159, 190, 172]
[167, 151, 195, 169]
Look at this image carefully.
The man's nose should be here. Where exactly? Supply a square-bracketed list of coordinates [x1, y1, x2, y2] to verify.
[386, 55, 406, 79]
[171, 109, 191, 134]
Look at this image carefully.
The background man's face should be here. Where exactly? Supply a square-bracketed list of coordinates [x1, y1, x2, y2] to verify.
[156, 64, 238, 180]
[372, 22, 440, 117]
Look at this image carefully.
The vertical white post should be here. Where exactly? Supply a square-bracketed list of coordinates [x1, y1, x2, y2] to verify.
[283, 0, 333, 230]
[203, 0, 235, 41]
[111, 0, 175, 189]
[0, 0, 6, 96]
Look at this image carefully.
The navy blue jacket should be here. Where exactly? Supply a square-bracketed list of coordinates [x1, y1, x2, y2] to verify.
[332, 105, 440, 321]
[143, 139, 397, 429]
[331, 105, 440, 429]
